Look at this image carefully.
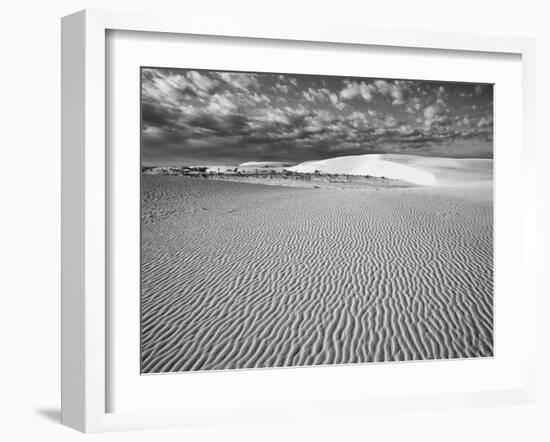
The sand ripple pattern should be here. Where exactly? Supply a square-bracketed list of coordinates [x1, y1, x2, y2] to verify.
[141, 176, 493, 373]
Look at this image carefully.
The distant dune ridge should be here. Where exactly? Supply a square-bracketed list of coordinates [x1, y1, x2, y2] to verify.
[141, 161, 493, 373]
[285, 154, 493, 186]
[239, 161, 294, 168]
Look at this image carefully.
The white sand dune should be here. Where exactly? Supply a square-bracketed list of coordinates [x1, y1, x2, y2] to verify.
[239, 161, 293, 168]
[141, 176, 493, 373]
[286, 154, 493, 186]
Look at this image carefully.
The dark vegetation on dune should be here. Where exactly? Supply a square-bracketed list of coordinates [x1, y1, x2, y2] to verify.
[141, 166, 407, 188]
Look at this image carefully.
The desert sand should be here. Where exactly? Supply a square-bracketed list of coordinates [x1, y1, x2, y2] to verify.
[141, 157, 493, 373]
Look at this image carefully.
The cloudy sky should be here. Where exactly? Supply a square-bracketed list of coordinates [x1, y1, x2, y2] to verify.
[141, 67, 493, 166]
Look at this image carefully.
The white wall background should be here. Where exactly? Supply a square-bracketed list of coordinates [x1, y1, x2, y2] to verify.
[0, 1, 547, 441]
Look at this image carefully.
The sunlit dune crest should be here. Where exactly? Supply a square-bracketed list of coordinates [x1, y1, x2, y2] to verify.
[286, 154, 493, 186]
[238, 161, 294, 168]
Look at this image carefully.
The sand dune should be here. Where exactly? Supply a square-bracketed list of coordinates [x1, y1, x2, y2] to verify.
[239, 161, 294, 168]
[141, 176, 493, 373]
[286, 154, 493, 186]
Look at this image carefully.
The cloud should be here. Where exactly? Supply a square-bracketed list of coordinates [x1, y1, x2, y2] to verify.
[217, 72, 259, 91]
[387, 116, 406, 129]
[456, 114, 471, 127]
[206, 93, 239, 115]
[390, 86, 405, 105]
[477, 116, 493, 128]
[423, 101, 448, 128]
[141, 68, 493, 165]
[186, 71, 219, 97]
[340, 79, 410, 105]
[261, 108, 291, 125]
[339, 80, 373, 101]
[329, 93, 345, 110]
[373, 80, 408, 105]
[373, 80, 390, 95]
[303, 87, 345, 110]
[277, 75, 298, 87]
[346, 112, 368, 128]
[274, 83, 289, 94]
[247, 93, 272, 105]
[141, 101, 179, 126]
[141, 69, 220, 106]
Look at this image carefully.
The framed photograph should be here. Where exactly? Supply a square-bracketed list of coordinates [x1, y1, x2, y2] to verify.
[61, 9, 537, 432]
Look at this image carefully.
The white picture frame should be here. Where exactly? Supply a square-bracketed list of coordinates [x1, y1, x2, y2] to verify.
[61, 9, 538, 433]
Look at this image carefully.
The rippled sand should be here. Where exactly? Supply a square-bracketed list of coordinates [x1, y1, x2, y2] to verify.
[141, 176, 493, 373]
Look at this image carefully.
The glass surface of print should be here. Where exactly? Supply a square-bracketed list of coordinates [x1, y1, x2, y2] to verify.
[140, 67, 493, 374]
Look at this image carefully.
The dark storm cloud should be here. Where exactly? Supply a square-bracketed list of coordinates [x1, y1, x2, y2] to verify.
[141, 68, 493, 166]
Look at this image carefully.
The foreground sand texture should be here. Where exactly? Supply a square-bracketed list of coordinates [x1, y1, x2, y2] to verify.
[141, 173, 493, 373]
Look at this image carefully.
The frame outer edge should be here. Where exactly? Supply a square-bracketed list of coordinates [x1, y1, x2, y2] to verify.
[84, 9, 108, 432]
[61, 10, 87, 432]
[88, 7, 531, 55]
[61, 8, 538, 432]
[521, 38, 537, 403]
[62, 9, 108, 433]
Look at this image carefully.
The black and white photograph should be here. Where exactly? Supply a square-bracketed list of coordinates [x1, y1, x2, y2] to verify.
[140, 67, 494, 374]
